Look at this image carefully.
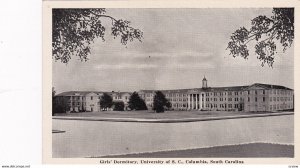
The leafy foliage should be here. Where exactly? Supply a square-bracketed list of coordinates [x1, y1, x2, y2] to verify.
[100, 93, 113, 111]
[227, 8, 294, 67]
[52, 97, 70, 115]
[52, 8, 143, 63]
[113, 101, 125, 111]
[128, 92, 148, 110]
[153, 91, 171, 113]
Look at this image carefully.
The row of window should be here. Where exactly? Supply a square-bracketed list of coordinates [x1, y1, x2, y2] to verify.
[270, 104, 293, 110]
[205, 103, 241, 109]
[270, 97, 292, 102]
[145, 89, 293, 98]
[146, 96, 292, 103]
[147, 102, 293, 110]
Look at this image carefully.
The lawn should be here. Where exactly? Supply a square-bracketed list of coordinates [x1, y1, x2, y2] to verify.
[101, 143, 294, 158]
[54, 110, 293, 120]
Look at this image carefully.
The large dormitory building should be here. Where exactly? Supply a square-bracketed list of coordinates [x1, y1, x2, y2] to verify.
[54, 77, 294, 113]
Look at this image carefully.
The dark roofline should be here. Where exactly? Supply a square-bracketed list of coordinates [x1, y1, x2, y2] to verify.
[55, 83, 293, 96]
[139, 83, 293, 93]
[249, 83, 293, 90]
[55, 91, 132, 97]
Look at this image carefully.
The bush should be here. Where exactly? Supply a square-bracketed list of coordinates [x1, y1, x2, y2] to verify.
[113, 101, 125, 111]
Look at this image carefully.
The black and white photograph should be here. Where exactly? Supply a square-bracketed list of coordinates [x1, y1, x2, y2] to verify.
[48, 6, 295, 161]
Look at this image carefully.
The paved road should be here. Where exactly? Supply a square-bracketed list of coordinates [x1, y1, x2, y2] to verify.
[52, 114, 293, 158]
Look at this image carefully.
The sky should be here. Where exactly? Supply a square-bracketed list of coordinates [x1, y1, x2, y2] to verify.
[53, 8, 294, 94]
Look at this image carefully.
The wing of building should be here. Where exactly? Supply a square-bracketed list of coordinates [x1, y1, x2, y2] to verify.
[54, 91, 131, 112]
[138, 77, 294, 112]
[54, 77, 294, 113]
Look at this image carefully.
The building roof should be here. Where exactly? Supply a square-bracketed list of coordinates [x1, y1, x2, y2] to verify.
[55, 91, 102, 97]
[55, 83, 293, 97]
[202, 85, 249, 92]
[247, 83, 293, 90]
[138, 83, 293, 93]
[55, 91, 132, 97]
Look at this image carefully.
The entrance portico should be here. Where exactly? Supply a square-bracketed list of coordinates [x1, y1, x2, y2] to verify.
[187, 92, 206, 110]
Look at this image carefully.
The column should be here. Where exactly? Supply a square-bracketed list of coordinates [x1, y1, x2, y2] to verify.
[196, 93, 200, 110]
[203, 94, 206, 110]
[198, 94, 200, 110]
[70, 96, 73, 112]
[200, 93, 202, 110]
[195, 94, 198, 110]
[188, 94, 190, 110]
[191, 94, 194, 110]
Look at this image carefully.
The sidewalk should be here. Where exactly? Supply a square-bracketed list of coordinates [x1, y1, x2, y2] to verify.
[53, 111, 294, 123]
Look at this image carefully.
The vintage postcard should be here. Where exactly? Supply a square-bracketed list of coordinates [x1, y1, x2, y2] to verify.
[43, 0, 300, 164]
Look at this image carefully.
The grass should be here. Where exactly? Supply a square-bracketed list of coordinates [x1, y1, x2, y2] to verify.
[54, 110, 293, 120]
[101, 143, 294, 158]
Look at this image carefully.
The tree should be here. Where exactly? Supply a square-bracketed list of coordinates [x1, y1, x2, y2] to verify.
[52, 87, 70, 115]
[227, 8, 294, 67]
[113, 101, 125, 111]
[153, 91, 171, 113]
[53, 9, 143, 63]
[128, 92, 148, 110]
[100, 93, 113, 111]
[52, 97, 70, 115]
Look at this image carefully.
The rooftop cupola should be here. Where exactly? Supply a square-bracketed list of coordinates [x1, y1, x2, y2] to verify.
[202, 76, 208, 88]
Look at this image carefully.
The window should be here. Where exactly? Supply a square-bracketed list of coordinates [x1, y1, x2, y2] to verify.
[255, 91, 257, 95]
[263, 97, 265, 102]
[91, 96, 93, 100]
[248, 97, 250, 102]
[248, 91, 250, 95]
[255, 97, 257, 102]
[263, 90, 265, 94]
